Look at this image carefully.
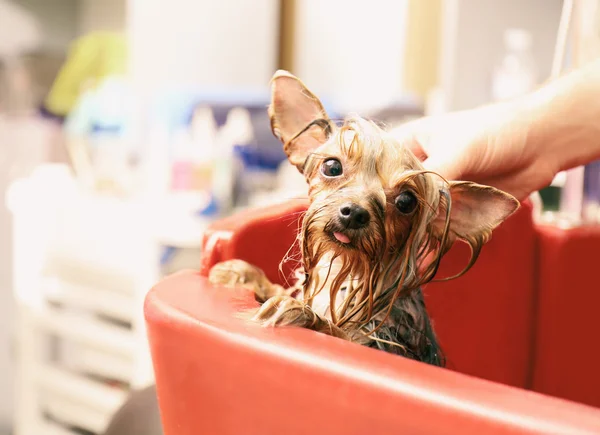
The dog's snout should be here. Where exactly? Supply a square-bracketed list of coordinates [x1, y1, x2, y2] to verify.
[339, 203, 370, 229]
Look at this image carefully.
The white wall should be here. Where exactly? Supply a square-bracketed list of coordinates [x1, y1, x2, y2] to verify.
[0, 1, 40, 57]
[9, 0, 78, 54]
[293, 0, 409, 113]
[78, 0, 127, 36]
[128, 0, 280, 95]
[440, 0, 563, 111]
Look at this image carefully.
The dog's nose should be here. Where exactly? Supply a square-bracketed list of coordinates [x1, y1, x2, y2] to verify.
[338, 203, 370, 229]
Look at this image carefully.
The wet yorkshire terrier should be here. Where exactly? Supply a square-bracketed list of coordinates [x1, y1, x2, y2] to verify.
[209, 71, 519, 366]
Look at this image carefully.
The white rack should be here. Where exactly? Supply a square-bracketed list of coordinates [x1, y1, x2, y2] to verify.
[8, 164, 206, 435]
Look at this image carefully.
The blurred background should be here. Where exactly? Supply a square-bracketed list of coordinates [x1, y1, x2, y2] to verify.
[0, 0, 566, 434]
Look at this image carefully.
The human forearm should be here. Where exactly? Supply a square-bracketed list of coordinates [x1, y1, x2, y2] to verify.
[391, 60, 600, 201]
[524, 59, 600, 176]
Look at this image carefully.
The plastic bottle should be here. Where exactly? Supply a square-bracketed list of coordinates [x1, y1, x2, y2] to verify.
[491, 29, 538, 102]
[142, 116, 171, 198]
[189, 106, 217, 192]
[212, 107, 254, 215]
[170, 127, 194, 191]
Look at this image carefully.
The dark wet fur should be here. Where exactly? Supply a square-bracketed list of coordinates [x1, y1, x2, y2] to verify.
[365, 288, 445, 367]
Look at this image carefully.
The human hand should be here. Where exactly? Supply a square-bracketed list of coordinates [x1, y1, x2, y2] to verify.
[392, 101, 557, 202]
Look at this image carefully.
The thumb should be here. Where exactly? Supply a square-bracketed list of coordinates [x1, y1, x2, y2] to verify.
[421, 153, 463, 182]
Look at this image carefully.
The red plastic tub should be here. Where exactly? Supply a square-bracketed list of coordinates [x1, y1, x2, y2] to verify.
[145, 200, 600, 434]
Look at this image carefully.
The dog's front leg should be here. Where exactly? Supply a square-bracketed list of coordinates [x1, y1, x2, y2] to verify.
[253, 295, 349, 340]
[210, 261, 349, 341]
[208, 259, 294, 302]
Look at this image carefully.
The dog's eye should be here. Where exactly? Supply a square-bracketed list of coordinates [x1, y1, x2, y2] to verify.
[321, 159, 343, 177]
[395, 191, 418, 214]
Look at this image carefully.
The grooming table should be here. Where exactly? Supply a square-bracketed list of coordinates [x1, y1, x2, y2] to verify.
[145, 200, 600, 434]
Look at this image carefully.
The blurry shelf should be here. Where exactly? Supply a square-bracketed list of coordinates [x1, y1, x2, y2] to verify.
[63, 343, 132, 384]
[37, 364, 126, 416]
[39, 421, 80, 435]
[41, 277, 134, 323]
[43, 257, 137, 298]
[43, 394, 111, 434]
[11, 166, 161, 434]
[155, 223, 207, 248]
[36, 306, 135, 356]
[154, 191, 211, 248]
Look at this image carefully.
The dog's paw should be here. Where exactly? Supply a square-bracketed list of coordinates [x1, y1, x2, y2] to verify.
[208, 259, 287, 302]
[252, 295, 309, 327]
[253, 295, 349, 340]
[208, 259, 262, 287]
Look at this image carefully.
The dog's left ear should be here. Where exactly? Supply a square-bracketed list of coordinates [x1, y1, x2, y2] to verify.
[268, 70, 330, 172]
[434, 181, 519, 244]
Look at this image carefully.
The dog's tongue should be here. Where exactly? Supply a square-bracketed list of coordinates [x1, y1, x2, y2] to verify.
[333, 232, 351, 244]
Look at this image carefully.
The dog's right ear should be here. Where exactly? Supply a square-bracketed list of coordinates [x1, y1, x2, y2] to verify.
[268, 70, 330, 172]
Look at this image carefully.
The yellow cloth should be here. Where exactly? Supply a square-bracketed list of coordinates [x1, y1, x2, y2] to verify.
[44, 32, 128, 117]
